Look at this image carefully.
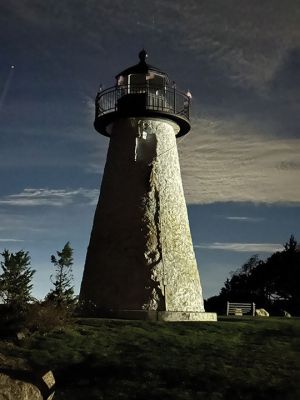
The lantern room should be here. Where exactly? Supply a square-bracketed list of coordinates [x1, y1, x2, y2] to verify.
[116, 49, 168, 94]
[94, 50, 191, 137]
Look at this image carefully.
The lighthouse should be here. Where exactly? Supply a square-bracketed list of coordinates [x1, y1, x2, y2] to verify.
[80, 51, 216, 321]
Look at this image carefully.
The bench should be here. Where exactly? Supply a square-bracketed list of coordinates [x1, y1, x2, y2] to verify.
[226, 302, 255, 316]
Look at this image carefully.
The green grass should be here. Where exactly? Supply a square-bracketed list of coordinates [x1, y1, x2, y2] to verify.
[1, 317, 300, 399]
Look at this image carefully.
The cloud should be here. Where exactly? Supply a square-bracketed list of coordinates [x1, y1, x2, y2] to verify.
[175, 0, 300, 91]
[0, 239, 24, 242]
[223, 216, 264, 222]
[5, 0, 299, 94]
[0, 188, 99, 207]
[194, 242, 283, 253]
[0, 212, 45, 233]
[2, 0, 141, 53]
[2, 1, 299, 205]
[178, 116, 300, 204]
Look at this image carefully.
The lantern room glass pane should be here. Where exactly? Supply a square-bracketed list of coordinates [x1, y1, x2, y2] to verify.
[128, 74, 146, 93]
[148, 74, 165, 88]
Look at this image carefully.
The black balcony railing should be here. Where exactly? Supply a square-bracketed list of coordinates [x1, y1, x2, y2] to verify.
[95, 85, 191, 121]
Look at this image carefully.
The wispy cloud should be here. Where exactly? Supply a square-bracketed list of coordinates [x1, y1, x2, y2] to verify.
[0, 238, 24, 242]
[175, 0, 300, 91]
[194, 242, 283, 253]
[6, 0, 299, 91]
[223, 216, 264, 222]
[0, 188, 99, 207]
[179, 116, 300, 205]
[0, 212, 46, 232]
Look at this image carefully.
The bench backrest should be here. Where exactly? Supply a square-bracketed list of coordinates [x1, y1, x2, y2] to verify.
[226, 302, 255, 316]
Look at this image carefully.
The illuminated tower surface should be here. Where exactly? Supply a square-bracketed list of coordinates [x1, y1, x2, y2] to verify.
[80, 51, 217, 321]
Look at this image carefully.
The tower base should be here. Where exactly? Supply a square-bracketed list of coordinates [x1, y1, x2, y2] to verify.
[158, 311, 217, 322]
[94, 309, 217, 322]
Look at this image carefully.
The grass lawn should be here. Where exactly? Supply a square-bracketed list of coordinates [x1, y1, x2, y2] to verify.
[1, 317, 300, 399]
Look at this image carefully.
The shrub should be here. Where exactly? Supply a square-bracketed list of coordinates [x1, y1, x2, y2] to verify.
[25, 301, 73, 334]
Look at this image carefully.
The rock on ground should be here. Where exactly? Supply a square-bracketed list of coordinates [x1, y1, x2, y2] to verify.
[0, 373, 43, 400]
[0, 352, 55, 400]
[283, 310, 292, 318]
[255, 308, 270, 317]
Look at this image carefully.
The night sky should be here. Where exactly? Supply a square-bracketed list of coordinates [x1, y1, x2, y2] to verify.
[1, 0, 299, 300]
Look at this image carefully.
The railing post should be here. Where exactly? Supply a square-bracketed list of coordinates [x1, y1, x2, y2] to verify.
[226, 301, 229, 316]
[173, 86, 176, 114]
[146, 85, 149, 109]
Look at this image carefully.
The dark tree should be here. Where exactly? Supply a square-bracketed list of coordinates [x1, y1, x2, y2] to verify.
[264, 235, 300, 313]
[46, 242, 75, 306]
[219, 255, 262, 302]
[206, 235, 300, 315]
[0, 249, 35, 310]
[284, 234, 297, 252]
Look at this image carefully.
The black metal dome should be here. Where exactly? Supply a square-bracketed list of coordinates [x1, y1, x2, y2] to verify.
[115, 50, 170, 82]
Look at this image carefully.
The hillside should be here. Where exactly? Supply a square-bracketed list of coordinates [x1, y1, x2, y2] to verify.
[1, 317, 300, 399]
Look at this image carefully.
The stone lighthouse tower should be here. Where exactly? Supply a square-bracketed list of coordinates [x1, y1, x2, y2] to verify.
[80, 51, 216, 321]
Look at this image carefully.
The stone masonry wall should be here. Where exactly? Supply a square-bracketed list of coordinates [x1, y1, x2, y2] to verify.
[80, 117, 204, 312]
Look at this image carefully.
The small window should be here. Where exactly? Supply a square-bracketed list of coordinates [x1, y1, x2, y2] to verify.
[148, 73, 165, 89]
[128, 74, 146, 91]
